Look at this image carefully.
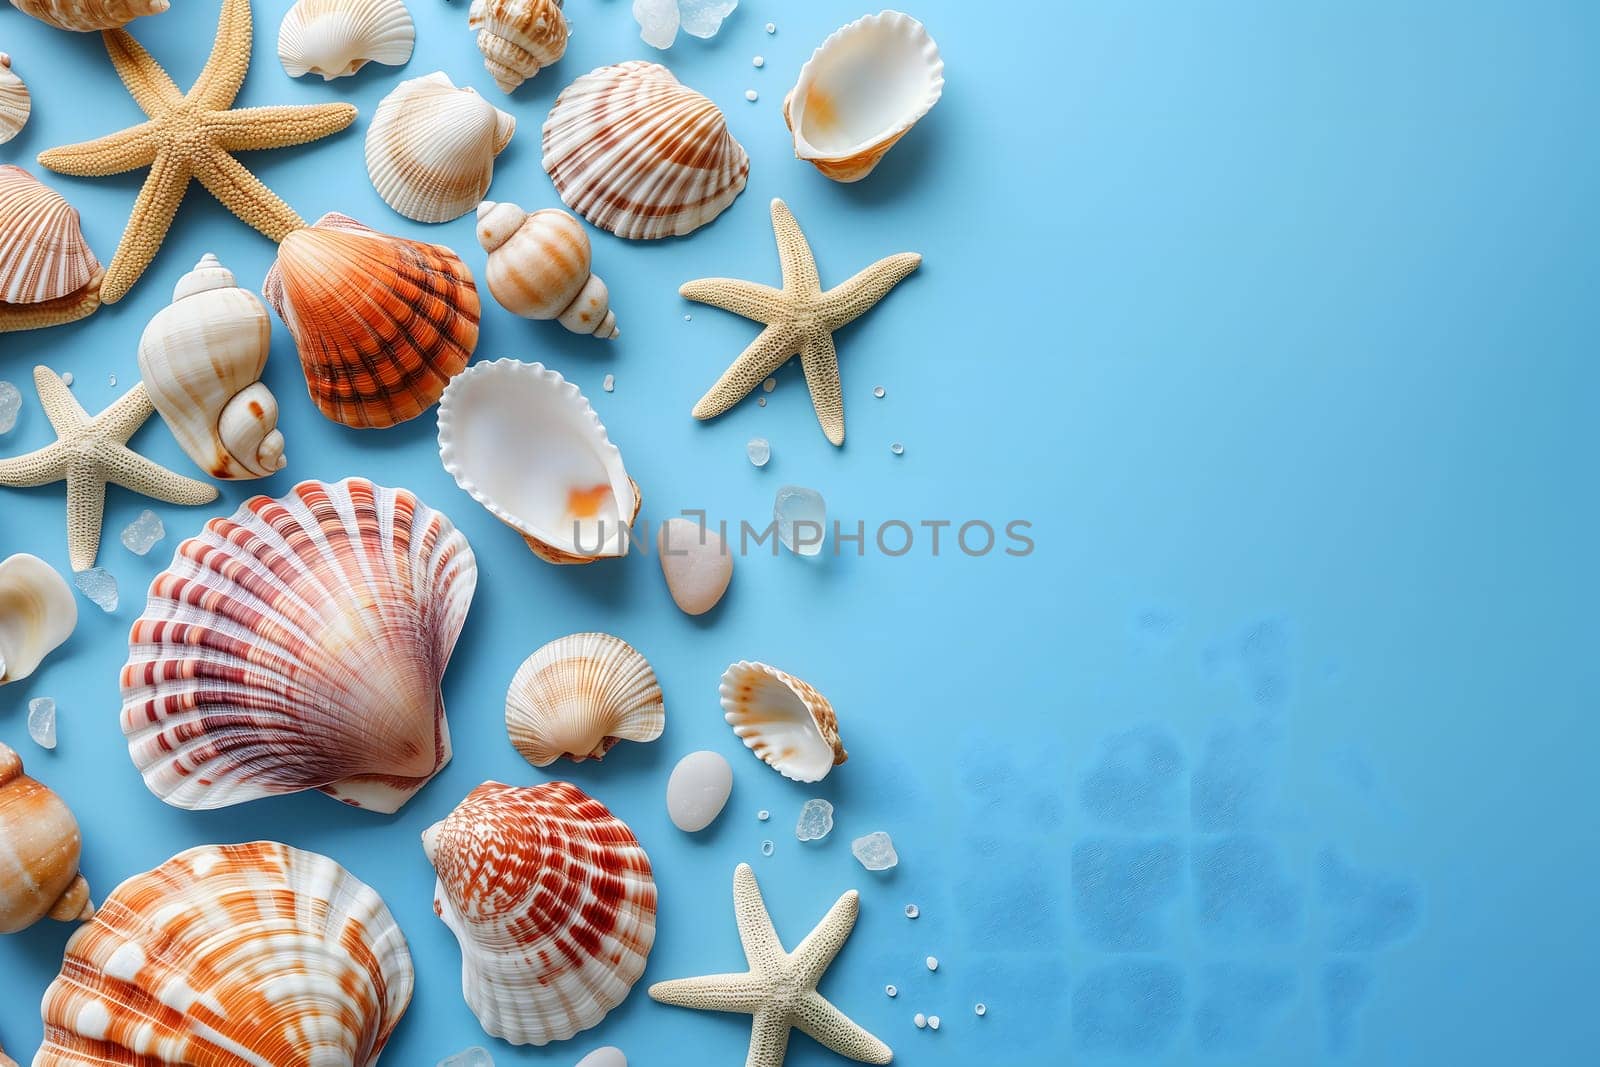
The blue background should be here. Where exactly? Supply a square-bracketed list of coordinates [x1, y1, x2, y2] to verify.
[2, 0, 1597, 1064]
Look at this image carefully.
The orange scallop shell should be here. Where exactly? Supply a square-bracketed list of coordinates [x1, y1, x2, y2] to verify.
[0, 741, 92, 934]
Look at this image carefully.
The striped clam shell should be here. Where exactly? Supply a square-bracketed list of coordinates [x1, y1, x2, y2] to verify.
[542, 61, 749, 240]
[0, 165, 99, 306]
[120, 478, 477, 814]
[505, 632, 664, 767]
[35, 841, 413, 1067]
[277, 0, 416, 81]
[366, 72, 515, 224]
[0, 55, 29, 145]
[263, 212, 480, 429]
[0, 741, 93, 935]
[720, 660, 849, 783]
[469, 0, 568, 93]
[9, 0, 167, 32]
[423, 780, 656, 1045]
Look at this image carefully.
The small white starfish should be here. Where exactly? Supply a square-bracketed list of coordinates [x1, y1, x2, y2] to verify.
[649, 863, 893, 1067]
[0, 367, 217, 571]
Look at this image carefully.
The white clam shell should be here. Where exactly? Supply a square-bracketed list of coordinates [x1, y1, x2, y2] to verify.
[506, 631, 664, 766]
[437, 359, 640, 563]
[0, 553, 76, 687]
[720, 660, 849, 783]
[278, 0, 416, 81]
[0, 55, 30, 146]
[784, 10, 944, 183]
[469, 0, 568, 93]
[366, 72, 515, 224]
[476, 200, 619, 339]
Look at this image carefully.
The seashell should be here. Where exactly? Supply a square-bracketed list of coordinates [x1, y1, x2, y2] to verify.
[137, 253, 286, 480]
[0, 552, 77, 686]
[0, 740, 92, 934]
[8, 0, 168, 32]
[0, 1042, 14, 1066]
[0, 55, 29, 145]
[366, 71, 515, 224]
[542, 61, 749, 240]
[506, 632, 663, 767]
[476, 200, 618, 339]
[437, 359, 640, 564]
[783, 11, 944, 183]
[719, 660, 848, 783]
[423, 780, 656, 1045]
[263, 212, 480, 428]
[469, 0, 568, 93]
[36, 841, 412, 1065]
[0, 165, 100, 310]
[120, 478, 477, 814]
[278, 0, 416, 81]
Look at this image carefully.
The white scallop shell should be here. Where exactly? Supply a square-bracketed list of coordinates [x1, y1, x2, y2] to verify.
[0, 553, 77, 687]
[720, 660, 849, 782]
[784, 10, 944, 182]
[0, 165, 99, 306]
[437, 359, 640, 564]
[469, 0, 568, 93]
[0, 55, 29, 146]
[506, 632, 664, 766]
[366, 71, 515, 224]
[278, 0, 416, 81]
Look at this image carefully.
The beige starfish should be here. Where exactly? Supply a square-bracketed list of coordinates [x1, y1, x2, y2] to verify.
[649, 863, 893, 1067]
[0, 367, 217, 572]
[685, 199, 921, 446]
[36, 0, 356, 304]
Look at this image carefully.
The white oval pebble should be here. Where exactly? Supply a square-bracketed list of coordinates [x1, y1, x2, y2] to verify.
[929, 1016, 941, 1031]
[657, 518, 733, 616]
[61, 372, 74, 386]
[913, 1013, 926, 1029]
[765, 22, 776, 33]
[665, 750, 733, 832]
[575, 1048, 627, 1067]
[753, 56, 765, 67]
[926, 956, 939, 971]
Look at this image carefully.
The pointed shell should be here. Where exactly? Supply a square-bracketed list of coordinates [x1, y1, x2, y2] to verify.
[120, 478, 477, 813]
[476, 201, 619, 339]
[8, 0, 168, 32]
[137, 253, 286, 479]
[0, 553, 77, 687]
[263, 212, 480, 428]
[0, 164, 100, 306]
[278, 0, 416, 81]
[542, 61, 749, 240]
[783, 11, 944, 183]
[720, 661, 849, 782]
[0, 55, 29, 145]
[367, 71, 515, 223]
[506, 632, 663, 766]
[423, 781, 656, 1045]
[36, 842, 412, 1065]
[437, 359, 640, 563]
[0, 741, 92, 934]
[469, 0, 568, 93]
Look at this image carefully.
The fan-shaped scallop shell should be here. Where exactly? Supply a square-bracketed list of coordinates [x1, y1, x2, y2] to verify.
[0, 55, 29, 145]
[506, 632, 663, 767]
[278, 0, 416, 81]
[9, 0, 167, 32]
[0, 165, 100, 307]
[35, 841, 412, 1066]
[0, 740, 93, 934]
[263, 212, 480, 428]
[542, 61, 749, 240]
[469, 0, 568, 93]
[120, 478, 477, 814]
[366, 71, 515, 223]
[720, 660, 849, 783]
[423, 781, 656, 1045]
[0, 552, 77, 687]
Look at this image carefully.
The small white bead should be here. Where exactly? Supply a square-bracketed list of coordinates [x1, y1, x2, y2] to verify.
[885, 985, 897, 998]
[929, 1015, 941, 1031]
[926, 956, 939, 971]
[974, 1003, 987, 1016]
[753, 56, 765, 68]
[745, 89, 759, 102]
[913, 1013, 926, 1029]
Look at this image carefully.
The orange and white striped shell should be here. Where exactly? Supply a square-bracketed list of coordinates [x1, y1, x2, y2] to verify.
[720, 660, 849, 783]
[542, 61, 749, 240]
[263, 212, 480, 429]
[35, 841, 413, 1066]
[120, 478, 477, 814]
[423, 781, 656, 1045]
[0, 165, 99, 307]
[0, 740, 92, 934]
[0, 55, 29, 145]
[469, 0, 568, 93]
[476, 201, 619, 338]
[505, 632, 664, 766]
[9, 0, 167, 32]
[366, 72, 515, 224]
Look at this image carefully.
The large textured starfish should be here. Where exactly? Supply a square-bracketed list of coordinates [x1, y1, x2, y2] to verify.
[0, 367, 217, 572]
[36, 0, 356, 304]
[685, 199, 920, 446]
[649, 863, 893, 1067]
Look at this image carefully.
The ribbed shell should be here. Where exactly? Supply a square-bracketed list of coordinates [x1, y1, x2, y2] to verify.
[720, 660, 849, 783]
[263, 212, 480, 428]
[0, 165, 100, 306]
[120, 478, 477, 814]
[366, 72, 515, 224]
[0, 55, 29, 145]
[506, 632, 664, 766]
[476, 201, 619, 338]
[35, 841, 413, 1067]
[423, 781, 657, 1046]
[278, 0, 416, 81]
[0, 552, 78, 687]
[469, 0, 568, 93]
[542, 61, 749, 240]
[9, 0, 167, 32]
[0, 741, 92, 935]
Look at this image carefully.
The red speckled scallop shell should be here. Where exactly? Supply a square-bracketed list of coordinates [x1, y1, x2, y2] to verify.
[422, 780, 656, 1045]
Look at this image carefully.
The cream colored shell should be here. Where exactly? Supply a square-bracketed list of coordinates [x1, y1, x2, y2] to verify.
[0, 740, 93, 934]
[0, 552, 77, 686]
[0, 164, 99, 306]
[278, 0, 416, 81]
[0, 55, 29, 145]
[469, 0, 568, 93]
[506, 632, 664, 766]
[366, 71, 515, 223]
[720, 660, 849, 782]
[9, 0, 167, 32]
[476, 200, 618, 339]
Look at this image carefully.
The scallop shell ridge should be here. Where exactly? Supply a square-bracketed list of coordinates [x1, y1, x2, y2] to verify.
[278, 0, 416, 81]
[366, 71, 515, 223]
[506, 632, 664, 766]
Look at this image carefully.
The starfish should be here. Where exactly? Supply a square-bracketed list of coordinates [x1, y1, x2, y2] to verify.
[649, 863, 893, 1067]
[684, 199, 921, 446]
[0, 367, 217, 572]
[36, 0, 356, 304]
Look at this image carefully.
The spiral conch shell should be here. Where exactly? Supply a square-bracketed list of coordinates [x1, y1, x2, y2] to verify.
[8, 0, 167, 32]
[506, 632, 663, 767]
[720, 661, 849, 783]
[477, 201, 618, 339]
[0, 55, 29, 145]
[35, 841, 413, 1066]
[137, 253, 285, 480]
[366, 71, 515, 224]
[278, 0, 416, 81]
[121, 478, 477, 813]
[0, 553, 76, 687]
[469, 0, 568, 93]
[0, 165, 102, 332]
[424, 781, 656, 1045]
[0, 740, 93, 934]
[263, 212, 480, 428]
